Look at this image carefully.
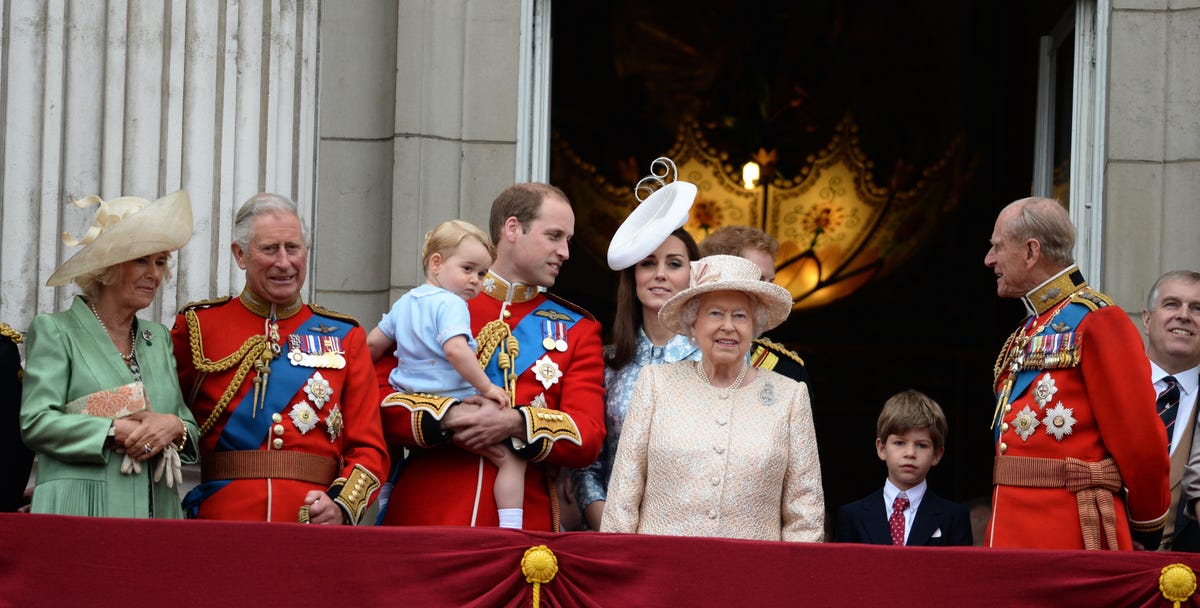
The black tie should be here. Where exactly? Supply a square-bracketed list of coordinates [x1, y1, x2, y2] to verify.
[1158, 375, 1181, 452]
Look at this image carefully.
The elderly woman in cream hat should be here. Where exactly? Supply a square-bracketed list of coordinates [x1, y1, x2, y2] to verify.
[601, 254, 825, 541]
[20, 191, 199, 518]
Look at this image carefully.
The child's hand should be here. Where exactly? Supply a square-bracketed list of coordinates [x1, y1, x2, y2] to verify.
[482, 385, 510, 408]
[467, 442, 509, 463]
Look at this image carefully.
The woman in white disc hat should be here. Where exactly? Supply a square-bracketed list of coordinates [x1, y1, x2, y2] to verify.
[570, 162, 702, 530]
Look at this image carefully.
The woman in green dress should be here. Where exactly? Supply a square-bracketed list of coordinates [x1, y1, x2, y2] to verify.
[20, 191, 199, 518]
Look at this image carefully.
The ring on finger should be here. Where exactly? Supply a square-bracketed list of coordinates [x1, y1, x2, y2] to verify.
[143, 443, 152, 454]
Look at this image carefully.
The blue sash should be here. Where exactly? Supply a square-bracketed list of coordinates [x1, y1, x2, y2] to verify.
[484, 299, 579, 389]
[992, 301, 1088, 442]
[184, 312, 353, 516]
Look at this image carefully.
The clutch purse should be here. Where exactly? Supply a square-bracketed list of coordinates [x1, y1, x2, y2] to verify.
[64, 382, 149, 418]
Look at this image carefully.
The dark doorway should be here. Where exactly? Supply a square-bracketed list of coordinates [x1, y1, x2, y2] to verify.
[549, 0, 1073, 523]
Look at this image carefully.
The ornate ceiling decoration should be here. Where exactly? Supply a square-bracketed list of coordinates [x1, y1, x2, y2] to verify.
[554, 116, 967, 311]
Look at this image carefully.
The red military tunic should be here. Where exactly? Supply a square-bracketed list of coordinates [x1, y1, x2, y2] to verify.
[378, 272, 605, 531]
[987, 266, 1170, 549]
[172, 291, 388, 523]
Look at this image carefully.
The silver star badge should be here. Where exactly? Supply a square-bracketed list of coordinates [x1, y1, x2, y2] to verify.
[1013, 405, 1040, 442]
[1032, 373, 1057, 409]
[1043, 402, 1076, 441]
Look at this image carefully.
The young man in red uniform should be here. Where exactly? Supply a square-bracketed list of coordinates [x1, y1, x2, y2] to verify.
[172, 193, 388, 524]
[984, 196, 1169, 549]
[378, 183, 605, 531]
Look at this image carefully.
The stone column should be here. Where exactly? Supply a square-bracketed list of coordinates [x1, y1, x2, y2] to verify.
[1104, 0, 1200, 308]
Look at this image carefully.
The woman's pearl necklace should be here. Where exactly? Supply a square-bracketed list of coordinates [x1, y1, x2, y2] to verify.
[88, 301, 136, 362]
[696, 360, 748, 400]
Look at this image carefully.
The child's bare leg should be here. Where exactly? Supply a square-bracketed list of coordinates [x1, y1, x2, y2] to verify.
[483, 445, 526, 529]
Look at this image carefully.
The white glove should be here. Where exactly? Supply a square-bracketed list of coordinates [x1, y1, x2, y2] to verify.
[120, 453, 142, 476]
[153, 445, 183, 488]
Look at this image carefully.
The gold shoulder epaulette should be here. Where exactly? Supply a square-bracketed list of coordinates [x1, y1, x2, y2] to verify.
[0, 323, 23, 344]
[179, 296, 233, 312]
[309, 303, 361, 327]
[1071, 288, 1113, 311]
[543, 292, 596, 322]
[754, 336, 805, 365]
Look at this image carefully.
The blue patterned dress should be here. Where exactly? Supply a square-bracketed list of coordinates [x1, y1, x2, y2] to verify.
[571, 329, 700, 515]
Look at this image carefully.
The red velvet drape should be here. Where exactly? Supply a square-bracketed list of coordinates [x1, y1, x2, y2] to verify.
[2, 513, 1199, 607]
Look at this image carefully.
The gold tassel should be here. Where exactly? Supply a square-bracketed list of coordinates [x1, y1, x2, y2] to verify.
[475, 319, 522, 406]
[521, 545, 558, 608]
[1160, 564, 1197, 608]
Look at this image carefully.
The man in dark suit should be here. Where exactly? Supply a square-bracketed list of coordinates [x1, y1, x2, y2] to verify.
[834, 390, 972, 546]
[1, 322, 31, 512]
[1143, 271, 1200, 551]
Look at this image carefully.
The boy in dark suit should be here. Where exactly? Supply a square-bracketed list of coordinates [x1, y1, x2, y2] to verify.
[833, 390, 972, 546]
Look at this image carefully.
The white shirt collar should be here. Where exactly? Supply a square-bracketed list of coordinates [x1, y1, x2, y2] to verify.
[883, 478, 927, 512]
[1150, 361, 1200, 399]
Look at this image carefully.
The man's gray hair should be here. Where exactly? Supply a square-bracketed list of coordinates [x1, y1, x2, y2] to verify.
[1005, 197, 1075, 267]
[1145, 270, 1200, 311]
[232, 193, 312, 250]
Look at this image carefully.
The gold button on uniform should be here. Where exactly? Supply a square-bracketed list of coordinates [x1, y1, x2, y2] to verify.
[273, 424, 285, 436]
[1001, 423, 1010, 433]
[272, 438, 284, 449]
[999, 442, 1007, 454]
[272, 413, 283, 423]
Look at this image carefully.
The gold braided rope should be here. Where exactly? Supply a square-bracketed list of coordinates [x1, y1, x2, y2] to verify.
[476, 319, 520, 405]
[185, 309, 271, 436]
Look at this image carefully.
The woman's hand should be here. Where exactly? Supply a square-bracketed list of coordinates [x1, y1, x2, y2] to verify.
[109, 418, 139, 452]
[123, 413, 183, 461]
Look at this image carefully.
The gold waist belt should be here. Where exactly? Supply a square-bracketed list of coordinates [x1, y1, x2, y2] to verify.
[201, 450, 338, 486]
[994, 455, 1122, 550]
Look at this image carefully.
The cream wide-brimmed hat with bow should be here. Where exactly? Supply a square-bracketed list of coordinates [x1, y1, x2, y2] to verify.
[658, 254, 793, 335]
[46, 190, 194, 286]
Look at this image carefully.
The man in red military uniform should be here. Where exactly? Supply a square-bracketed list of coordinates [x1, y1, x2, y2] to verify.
[172, 193, 387, 524]
[984, 197, 1169, 550]
[377, 183, 605, 531]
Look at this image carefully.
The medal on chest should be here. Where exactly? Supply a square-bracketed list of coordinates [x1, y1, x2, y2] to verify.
[288, 334, 347, 369]
[1032, 373, 1057, 409]
[533, 354, 563, 390]
[540, 319, 569, 352]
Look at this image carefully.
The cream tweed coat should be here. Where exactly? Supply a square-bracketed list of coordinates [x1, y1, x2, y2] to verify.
[602, 361, 824, 541]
